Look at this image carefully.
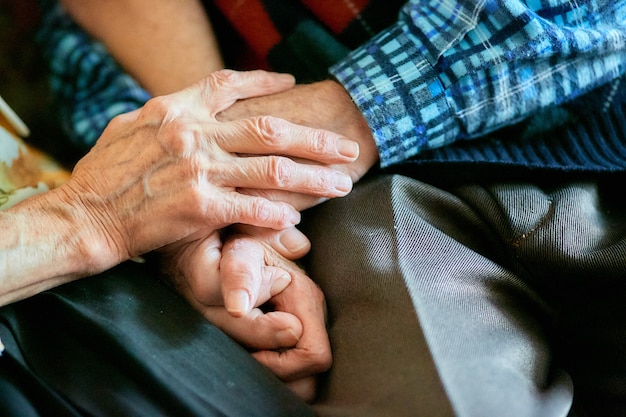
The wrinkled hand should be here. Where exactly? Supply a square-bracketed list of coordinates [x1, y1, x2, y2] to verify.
[161, 226, 310, 315]
[218, 79, 379, 211]
[168, 234, 331, 402]
[59, 70, 358, 273]
[195, 80, 378, 332]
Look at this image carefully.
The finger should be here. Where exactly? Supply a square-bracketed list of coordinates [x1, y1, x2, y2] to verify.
[210, 192, 303, 230]
[251, 335, 332, 382]
[233, 225, 311, 260]
[220, 237, 263, 316]
[214, 116, 359, 163]
[211, 156, 353, 198]
[121, 187, 301, 254]
[194, 70, 296, 115]
[198, 307, 304, 351]
[220, 236, 293, 316]
[175, 233, 223, 306]
[238, 188, 325, 212]
[285, 377, 317, 403]
[251, 271, 332, 381]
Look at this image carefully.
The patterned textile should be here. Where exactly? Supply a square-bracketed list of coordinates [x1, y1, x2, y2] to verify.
[397, 74, 626, 182]
[210, 0, 405, 81]
[36, 0, 626, 174]
[331, 0, 626, 166]
[36, 0, 150, 151]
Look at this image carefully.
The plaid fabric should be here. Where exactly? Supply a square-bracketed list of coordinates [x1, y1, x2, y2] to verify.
[331, 0, 626, 166]
[36, 0, 626, 173]
[36, 1, 150, 150]
[210, 0, 404, 81]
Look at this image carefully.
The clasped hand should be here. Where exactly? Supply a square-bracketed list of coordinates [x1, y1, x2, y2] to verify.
[63, 70, 357, 269]
[59, 70, 357, 401]
[159, 76, 380, 401]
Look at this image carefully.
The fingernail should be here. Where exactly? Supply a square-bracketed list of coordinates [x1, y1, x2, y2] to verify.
[334, 172, 353, 193]
[279, 228, 309, 253]
[276, 328, 300, 346]
[337, 138, 359, 159]
[270, 273, 292, 296]
[226, 289, 250, 315]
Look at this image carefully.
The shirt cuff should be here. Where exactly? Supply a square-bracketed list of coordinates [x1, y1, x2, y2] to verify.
[330, 22, 458, 168]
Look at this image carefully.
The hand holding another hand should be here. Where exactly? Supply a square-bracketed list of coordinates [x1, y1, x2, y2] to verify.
[218, 79, 379, 211]
[166, 233, 330, 402]
[58, 70, 358, 273]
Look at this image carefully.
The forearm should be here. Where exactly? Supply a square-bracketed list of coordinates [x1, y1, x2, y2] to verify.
[60, 0, 224, 95]
[0, 189, 109, 307]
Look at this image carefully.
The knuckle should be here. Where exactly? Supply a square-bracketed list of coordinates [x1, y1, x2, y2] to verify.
[266, 156, 293, 187]
[253, 116, 287, 148]
[160, 120, 200, 156]
[106, 113, 127, 131]
[186, 195, 205, 219]
[208, 69, 238, 88]
[139, 96, 202, 156]
[312, 169, 334, 192]
[141, 95, 174, 118]
[181, 183, 210, 218]
[309, 129, 330, 154]
[306, 346, 333, 373]
[251, 199, 273, 224]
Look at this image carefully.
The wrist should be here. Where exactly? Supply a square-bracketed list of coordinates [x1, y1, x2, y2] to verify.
[0, 186, 123, 306]
[316, 80, 380, 181]
[49, 182, 126, 274]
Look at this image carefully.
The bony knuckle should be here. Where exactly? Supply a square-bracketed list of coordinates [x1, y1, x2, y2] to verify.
[161, 122, 201, 156]
[142, 95, 174, 118]
[184, 187, 207, 216]
[310, 130, 330, 153]
[251, 199, 273, 224]
[209, 69, 237, 88]
[254, 116, 286, 148]
[107, 113, 126, 131]
[267, 156, 293, 187]
[314, 170, 334, 192]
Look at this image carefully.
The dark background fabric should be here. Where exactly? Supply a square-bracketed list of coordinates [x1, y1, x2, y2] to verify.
[303, 174, 626, 417]
[0, 262, 314, 417]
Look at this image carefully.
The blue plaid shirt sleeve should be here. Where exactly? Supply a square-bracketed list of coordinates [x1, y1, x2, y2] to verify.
[36, 2, 150, 151]
[330, 0, 626, 167]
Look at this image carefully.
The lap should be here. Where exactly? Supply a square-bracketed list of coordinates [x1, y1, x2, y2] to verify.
[305, 174, 626, 417]
[0, 262, 313, 417]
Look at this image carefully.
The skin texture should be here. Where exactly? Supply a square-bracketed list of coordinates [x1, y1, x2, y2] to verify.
[0, 70, 356, 309]
[158, 79, 376, 400]
[56, 0, 370, 400]
[219, 80, 379, 203]
[166, 234, 331, 402]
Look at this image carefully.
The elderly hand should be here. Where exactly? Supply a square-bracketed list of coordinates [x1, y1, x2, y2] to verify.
[61, 70, 358, 272]
[181, 79, 378, 319]
[170, 233, 331, 403]
[218, 79, 379, 211]
[0, 70, 359, 306]
[161, 225, 311, 316]
[163, 79, 377, 321]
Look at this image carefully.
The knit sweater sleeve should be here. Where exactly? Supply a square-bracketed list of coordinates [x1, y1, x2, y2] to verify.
[330, 0, 626, 167]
